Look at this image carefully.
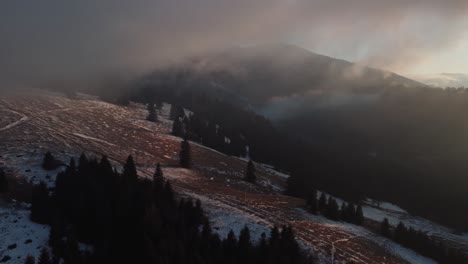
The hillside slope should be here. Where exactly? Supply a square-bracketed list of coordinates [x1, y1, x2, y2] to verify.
[0, 91, 447, 264]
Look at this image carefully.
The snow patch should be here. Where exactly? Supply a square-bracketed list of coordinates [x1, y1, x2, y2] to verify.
[0, 203, 50, 264]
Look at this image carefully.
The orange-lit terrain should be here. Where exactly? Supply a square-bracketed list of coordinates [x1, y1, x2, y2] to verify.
[0, 91, 455, 264]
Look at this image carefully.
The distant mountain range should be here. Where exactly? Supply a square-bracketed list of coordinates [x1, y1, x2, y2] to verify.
[412, 73, 468, 88]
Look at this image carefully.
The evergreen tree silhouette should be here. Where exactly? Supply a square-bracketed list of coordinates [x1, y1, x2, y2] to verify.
[123, 155, 138, 183]
[170, 104, 185, 121]
[355, 205, 364, 225]
[171, 118, 183, 137]
[179, 138, 191, 168]
[146, 103, 158, 122]
[0, 169, 8, 193]
[307, 189, 318, 214]
[153, 163, 164, 183]
[318, 193, 327, 212]
[244, 160, 256, 183]
[42, 152, 59, 170]
[381, 218, 391, 238]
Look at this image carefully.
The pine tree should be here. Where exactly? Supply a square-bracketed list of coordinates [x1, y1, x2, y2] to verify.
[355, 205, 364, 225]
[42, 151, 59, 170]
[153, 163, 163, 182]
[239, 226, 251, 249]
[155, 101, 163, 110]
[244, 160, 256, 183]
[381, 218, 391, 238]
[38, 248, 50, 264]
[170, 104, 185, 121]
[318, 193, 327, 213]
[0, 169, 8, 193]
[327, 198, 339, 220]
[67, 157, 76, 174]
[306, 189, 318, 214]
[146, 103, 158, 122]
[171, 118, 183, 137]
[224, 229, 238, 255]
[179, 138, 191, 168]
[99, 155, 114, 177]
[395, 222, 407, 243]
[123, 155, 138, 183]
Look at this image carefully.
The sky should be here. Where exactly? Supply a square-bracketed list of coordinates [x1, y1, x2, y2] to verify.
[1, 0, 468, 89]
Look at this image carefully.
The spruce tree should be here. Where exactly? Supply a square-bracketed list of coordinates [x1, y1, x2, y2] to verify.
[395, 222, 407, 243]
[381, 218, 391, 238]
[307, 189, 318, 214]
[153, 163, 164, 192]
[171, 118, 183, 137]
[224, 229, 238, 255]
[42, 151, 59, 170]
[146, 103, 158, 122]
[0, 169, 8, 193]
[170, 104, 185, 121]
[328, 198, 339, 220]
[154, 163, 163, 181]
[355, 205, 364, 225]
[123, 155, 138, 183]
[179, 138, 191, 168]
[238, 225, 252, 256]
[318, 193, 327, 213]
[244, 160, 256, 183]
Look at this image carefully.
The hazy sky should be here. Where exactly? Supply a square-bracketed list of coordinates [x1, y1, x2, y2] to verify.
[1, 0, 467, 88]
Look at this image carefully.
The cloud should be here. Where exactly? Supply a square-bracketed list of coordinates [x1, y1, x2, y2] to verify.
[1, 0, 467, 89]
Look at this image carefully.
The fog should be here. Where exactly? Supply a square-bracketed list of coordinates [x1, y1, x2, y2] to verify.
[1, 0, 468, 91]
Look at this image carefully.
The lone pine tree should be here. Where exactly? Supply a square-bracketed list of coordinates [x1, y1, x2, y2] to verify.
[171, 117, 183, 137]
[146, 103, 158, 122]
[42, 151, 59, 170]
[244, 160, 256, 183]
[381, 218, 391, 238]
[307, 189, 318, 214]
[180, 138, 191, 168]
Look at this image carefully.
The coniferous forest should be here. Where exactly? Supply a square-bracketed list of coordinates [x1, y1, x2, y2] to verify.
[27, 153, 313, 264]
[114, 84, 468, 232]
[379, 219, 468, 264]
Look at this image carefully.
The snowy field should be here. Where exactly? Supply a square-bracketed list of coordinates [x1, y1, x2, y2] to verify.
[0, 202, 49, 264]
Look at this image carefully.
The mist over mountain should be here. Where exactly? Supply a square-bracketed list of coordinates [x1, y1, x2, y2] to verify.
[141, 44, 425, 120]
[413, 72, 468, 88]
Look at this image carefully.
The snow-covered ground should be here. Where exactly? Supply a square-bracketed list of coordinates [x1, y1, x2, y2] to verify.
[295, 209, 437, 264]
[186, 192, 271, 242]
[0, 202, 50, 264]
[362, 199, 468, 252]
[1, 150, 72, 188]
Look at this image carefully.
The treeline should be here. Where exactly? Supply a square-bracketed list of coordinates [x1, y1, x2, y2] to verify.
[87, 74, 468, 232]
[170, 104, 247, 157]
[380, 219, 468, 264]
[27, 152, 312, 264]
[306, 190, 364, 225]
[283, 85, 468, 231]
